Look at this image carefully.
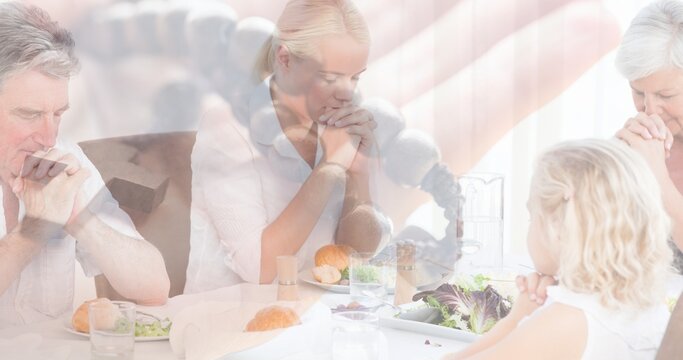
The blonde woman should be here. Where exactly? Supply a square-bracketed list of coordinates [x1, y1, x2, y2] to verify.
[445, 139, 673, 360]
[184, 0, 385, 292]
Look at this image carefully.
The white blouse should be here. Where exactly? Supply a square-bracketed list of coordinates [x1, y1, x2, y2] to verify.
[0, 140, 144, 328]
[184, 76, 348, 293]
[542, 286, 670, 360]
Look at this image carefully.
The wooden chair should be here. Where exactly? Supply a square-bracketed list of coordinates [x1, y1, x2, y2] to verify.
[657, 292, 683, 359]
[79, 131, 196, 298]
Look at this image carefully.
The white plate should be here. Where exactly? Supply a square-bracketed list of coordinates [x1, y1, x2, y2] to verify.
[62, 319, 169, 342]
[299, 270, 349, 293]
[300, 260, 453, 294]
[377, 302, 479, 343]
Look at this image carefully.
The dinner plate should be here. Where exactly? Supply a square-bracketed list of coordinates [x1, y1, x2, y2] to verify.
[299, 270, 349, 293]
[63, 325, 170, 342]
[62, 318, 169, 342]
[299, 260, 453, 294]
[377, 302, 479, 343]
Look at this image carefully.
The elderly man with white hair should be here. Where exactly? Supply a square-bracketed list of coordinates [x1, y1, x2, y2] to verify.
[0, 1, 169, 327]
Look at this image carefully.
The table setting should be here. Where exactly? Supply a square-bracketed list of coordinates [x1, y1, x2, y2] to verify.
[5, 251, 681, 360]
[0, 278, 483, 360]
[0, 172, 519, 360]
[0, 240, 527, 360]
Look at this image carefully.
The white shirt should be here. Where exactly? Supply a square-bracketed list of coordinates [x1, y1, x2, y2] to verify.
[184, 76, 348, 293]
[0, 140, 143, 328]
[541, 286, 670, 360]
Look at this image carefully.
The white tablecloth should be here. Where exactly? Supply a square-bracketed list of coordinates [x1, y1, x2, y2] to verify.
[0, 283, 469, 360]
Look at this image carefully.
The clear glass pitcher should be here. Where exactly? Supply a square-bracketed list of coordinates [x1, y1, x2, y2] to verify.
[458, 172, 504, 270]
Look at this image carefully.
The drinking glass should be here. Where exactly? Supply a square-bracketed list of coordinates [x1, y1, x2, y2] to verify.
[349, 252, 388, 307]
[331, 311, 381, 360]
[89, 301, 135, 359]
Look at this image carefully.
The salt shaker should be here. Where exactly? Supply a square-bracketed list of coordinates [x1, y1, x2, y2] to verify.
[277, 255, 299, 301]
[394, 241, 417, 306]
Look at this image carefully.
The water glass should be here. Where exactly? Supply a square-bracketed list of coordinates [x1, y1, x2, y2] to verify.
[89, 301, 135, 359]
[331, 311, 381, 360]
[349, 252, 387, 306]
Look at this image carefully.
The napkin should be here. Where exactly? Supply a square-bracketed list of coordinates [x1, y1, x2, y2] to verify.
[169, 298, 331, 360]
[138, 283, 291, 320]
[0, 333, 71, 360]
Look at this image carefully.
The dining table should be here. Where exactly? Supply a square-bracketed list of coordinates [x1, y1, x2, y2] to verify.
[0, 281, 472, 360]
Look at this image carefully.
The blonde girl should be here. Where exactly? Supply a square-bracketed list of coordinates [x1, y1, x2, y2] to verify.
[446, 139, 673, 360]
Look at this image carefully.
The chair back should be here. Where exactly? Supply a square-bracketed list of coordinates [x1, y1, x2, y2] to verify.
[79, 131, 196, 298]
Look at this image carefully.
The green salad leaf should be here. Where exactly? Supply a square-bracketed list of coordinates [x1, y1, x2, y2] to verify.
[442, 311, 469, 331]
[352, 265, 380, 283]
[413, 275, 512, 335]
[453, 274, 491, 293]
[135, 317, 172, 337]
[667, 296, 678, 313]
[426, 295, 451, 321]
[113, 318, 133, 334]
[340, 267, 349, 281]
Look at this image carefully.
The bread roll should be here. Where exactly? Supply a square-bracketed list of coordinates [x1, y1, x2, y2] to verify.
[72, 298, 114, 333]
[314, 244, 354, 271]
[312, 264, 341, 284]
[245, 305, 301, 332]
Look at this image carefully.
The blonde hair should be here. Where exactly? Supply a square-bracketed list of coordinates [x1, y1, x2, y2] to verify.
[253, 0, 369, 80]
[532, 139, 673, 310]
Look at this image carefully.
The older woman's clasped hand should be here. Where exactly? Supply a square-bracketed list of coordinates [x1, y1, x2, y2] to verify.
[616, 112, 672, 178]
[617, 112, 673, 152]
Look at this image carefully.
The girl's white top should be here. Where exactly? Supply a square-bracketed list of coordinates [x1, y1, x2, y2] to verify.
[537, 285, 670, 360]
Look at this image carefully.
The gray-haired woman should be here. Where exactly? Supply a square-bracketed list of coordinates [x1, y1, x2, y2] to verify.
[615, 0, 683, 254]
